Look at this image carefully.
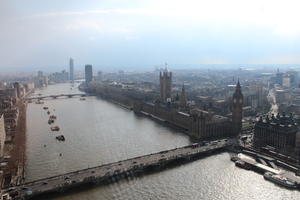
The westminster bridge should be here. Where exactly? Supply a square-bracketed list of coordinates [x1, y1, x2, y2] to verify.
[3, 139, 234, 200]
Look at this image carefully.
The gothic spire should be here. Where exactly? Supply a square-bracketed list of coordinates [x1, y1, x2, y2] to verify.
[233, 80, 243, 103]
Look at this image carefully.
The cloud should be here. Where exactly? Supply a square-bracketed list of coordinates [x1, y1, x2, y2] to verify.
[1, 0, 300, 68]
[31, 8, 152, 18]
[88, 36, 96, 41]
[27, 0, 300, 37]
[65, 20, 103, 31]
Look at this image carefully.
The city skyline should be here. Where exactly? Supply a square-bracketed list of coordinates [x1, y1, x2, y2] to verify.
[1, 1, 300, 199]
[1, 63, 300, 198]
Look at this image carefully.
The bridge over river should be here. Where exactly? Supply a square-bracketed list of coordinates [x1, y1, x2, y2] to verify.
[26, 93, 95, 101]
[3, 139, 234, 200]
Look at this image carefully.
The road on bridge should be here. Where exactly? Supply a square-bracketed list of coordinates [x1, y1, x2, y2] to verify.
[3, 139, 234, 200]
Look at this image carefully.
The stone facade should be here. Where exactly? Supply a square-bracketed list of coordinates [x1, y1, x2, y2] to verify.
[160, 69, 172, 102]
[254, 113, 298, 154]
[89, 80, 243, 141]
[190, 109, 232, 139]
[232, 81, 243, 135]
[133, 101, 234, 140]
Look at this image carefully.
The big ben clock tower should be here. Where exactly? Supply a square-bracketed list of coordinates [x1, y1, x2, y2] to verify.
[232, 81, 243, 136]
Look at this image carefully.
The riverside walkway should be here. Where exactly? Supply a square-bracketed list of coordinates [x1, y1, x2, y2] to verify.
[4, 139, 234, 200]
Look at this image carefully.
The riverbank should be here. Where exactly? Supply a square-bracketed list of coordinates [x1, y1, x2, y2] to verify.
[1, 101, 27, 189]
[14, 101, 27, 185]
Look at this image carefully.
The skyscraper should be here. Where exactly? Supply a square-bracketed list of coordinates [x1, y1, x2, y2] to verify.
[232, 81, 243, 136]
[160, 64, 172, 102]
[85, 64, 93, 84]
[13, 82, 21, 98]
[37, 71, 43, 78]
[69, 58, 74, 83]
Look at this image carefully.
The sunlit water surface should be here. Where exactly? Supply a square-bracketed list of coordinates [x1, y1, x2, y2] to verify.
[25, 83, 299, 200]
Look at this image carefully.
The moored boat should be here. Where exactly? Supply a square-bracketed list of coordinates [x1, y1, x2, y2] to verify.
[230, 155, 239, 162]
[43, 107, 48, 110]
[56, 135, 65, 141]
[49, 115, 57, 120]
[35, 101, 44, 104]
[51, 126, 60, 131]
[235, 160, 251, 170]
[264, 172, 297, 189]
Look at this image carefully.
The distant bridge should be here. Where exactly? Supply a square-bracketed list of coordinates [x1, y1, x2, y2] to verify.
[4, 139, 234, 200]
[26, 93, 95, 101]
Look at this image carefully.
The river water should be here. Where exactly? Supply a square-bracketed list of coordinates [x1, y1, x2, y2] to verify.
[25, 83, 299, 200]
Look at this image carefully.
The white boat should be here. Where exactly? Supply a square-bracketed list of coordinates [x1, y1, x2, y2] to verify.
[264, 172, 297, 189]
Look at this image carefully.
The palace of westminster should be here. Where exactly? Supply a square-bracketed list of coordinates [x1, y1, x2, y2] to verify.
[133, 68, 244, 140]
[87, 66, 300, 160]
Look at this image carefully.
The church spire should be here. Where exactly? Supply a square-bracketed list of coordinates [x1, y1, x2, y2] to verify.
[233, 80, 242, 97]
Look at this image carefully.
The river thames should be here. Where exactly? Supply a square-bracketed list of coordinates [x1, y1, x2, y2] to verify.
[25, 83, 299, 200]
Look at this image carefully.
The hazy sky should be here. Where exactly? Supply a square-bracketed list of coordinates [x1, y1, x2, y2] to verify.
[1, 0, 300, 70]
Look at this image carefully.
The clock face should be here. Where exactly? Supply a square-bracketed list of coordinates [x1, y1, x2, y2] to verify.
[233, 98, 237, 103]
[239, 99, 243, 103]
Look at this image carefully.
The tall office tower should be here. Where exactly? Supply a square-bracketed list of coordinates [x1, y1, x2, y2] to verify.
[85, 64, 93, 84]
[232, 81, 244, 136]
[69, 58, 74, 82]
[13, 82, 21, 98]
[160, 64, 172, 102]
[37, 71, 43, 77]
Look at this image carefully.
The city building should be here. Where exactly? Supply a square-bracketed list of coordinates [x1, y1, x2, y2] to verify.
[13, 82, 21, 98]
[275, 89, 291, 105]
[0, 88, 17, 100]
[160, 65, 172, 102]
[275, 68, 283, 86]
[69, 58, 74, 82]
[180, 84, 187, 108]
[190, 109, 232, 139]
[232, 81, 243, 135]
[37, 71, 43, 78]
[49, 70, 69, 83]
[286, 70, 298, 88]
[23, 82, 35, 93]
[85, 64, 93, 84]
[247, 83, 266, 110]
[282, 75, 291, 88]
[34, 71, 48, 88]
[0, 114, 6, 157]
[254, 113, 299, 155]
[96, 71, 102, 82]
